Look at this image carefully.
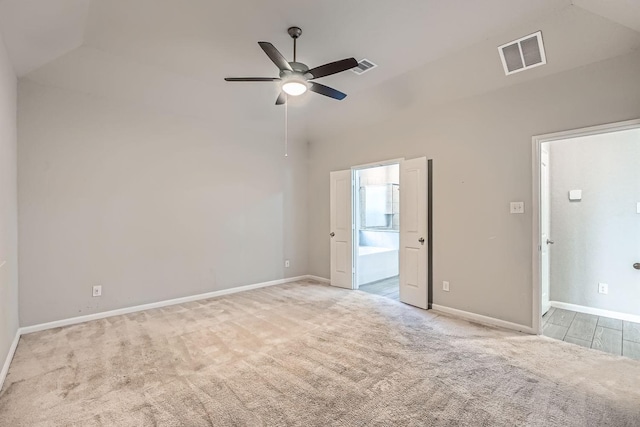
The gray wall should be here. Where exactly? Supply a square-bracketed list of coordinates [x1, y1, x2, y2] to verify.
[549, 130, 640, 315]
[0, 32, 18, 367]
[308, 51, 640, 327]
[18, 80, 308, 326]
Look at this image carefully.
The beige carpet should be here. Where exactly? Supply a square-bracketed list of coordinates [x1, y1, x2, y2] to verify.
[1, 280, 639, 426]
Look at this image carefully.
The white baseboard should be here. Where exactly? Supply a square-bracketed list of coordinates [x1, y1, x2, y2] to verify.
[0, 329, 20, 394]
[550, 301, 640, 324]
[305, 275, 330, 284]
[431, 304, 535, 334]
[20, 275, 311, 335]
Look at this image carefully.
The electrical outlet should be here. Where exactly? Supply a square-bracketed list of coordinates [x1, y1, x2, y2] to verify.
[598, 283, 608, 295]
[510, 202, 525, 214]
[92, 285, 102, 297]
[285, 260, 290, 268]
[443, 281, 450, 292]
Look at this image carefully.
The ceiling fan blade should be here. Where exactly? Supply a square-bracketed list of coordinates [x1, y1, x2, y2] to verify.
[275, 92, 286, 105]
[224, 77, 281, 82]
[258, 42, 293, 72]
[308, 58, 358, 79]
[309, 82, 347, 100]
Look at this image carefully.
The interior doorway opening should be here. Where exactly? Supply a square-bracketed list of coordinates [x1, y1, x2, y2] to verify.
[330, 156, 429, 309]
[354, 163, 400, 301]
[533, 119, 640, 357]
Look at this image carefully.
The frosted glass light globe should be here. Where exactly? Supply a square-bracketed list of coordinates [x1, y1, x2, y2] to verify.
[282, 80, 307, 96]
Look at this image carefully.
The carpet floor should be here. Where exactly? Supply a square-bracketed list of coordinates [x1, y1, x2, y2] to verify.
[1, 280, 639, 426]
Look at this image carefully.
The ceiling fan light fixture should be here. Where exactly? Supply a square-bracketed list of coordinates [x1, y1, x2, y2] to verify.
[282, 79, 308, 96]
[225, 26, 355, 104]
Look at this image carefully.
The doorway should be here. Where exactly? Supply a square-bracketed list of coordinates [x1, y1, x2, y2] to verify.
[354, 164, 400, 301]
[329, 157, 430, 309]
[533, 119, 640, 357]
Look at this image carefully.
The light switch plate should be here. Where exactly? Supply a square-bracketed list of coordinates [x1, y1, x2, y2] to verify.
[637, 202, 640, 214]
[510, 202, 525, 214]
[569, 190, 582, 201]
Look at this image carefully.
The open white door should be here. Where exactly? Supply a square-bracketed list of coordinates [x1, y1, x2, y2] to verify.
[541, 147, 551, 315]
[399, 157, 428, 309]
[330, 170, 353, 289]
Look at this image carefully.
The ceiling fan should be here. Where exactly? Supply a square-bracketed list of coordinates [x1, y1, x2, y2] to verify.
[225, 27, 358, 105]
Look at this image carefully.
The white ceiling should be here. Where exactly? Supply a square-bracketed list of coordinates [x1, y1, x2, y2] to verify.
[573, 0, 640, 33]
[1, 0, 640, 141]
[0, 0, 90, 76]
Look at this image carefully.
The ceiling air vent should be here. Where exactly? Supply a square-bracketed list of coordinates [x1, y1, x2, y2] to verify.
[351, 59, 378, 75]
[498, 31, 546, 76]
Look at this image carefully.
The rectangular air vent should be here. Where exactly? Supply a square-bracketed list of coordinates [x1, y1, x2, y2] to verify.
[498, 31, 546, 76]
[352, 59, 378, 75]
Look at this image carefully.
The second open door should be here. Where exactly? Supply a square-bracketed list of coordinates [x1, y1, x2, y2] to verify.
[399, 157, 428, 309]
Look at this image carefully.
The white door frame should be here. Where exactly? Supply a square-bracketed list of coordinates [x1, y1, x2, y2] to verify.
[531, 118, 640, 334]
[351, 158, 404, 290]
[540, 146, 551, 315]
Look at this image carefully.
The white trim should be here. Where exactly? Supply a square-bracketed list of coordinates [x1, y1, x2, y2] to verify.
[550, 301, 640, 324]
[306, 275, 330, 284]
[350, 158, 404, 171]
[20, 275, 310, 335]
[531, 118, 640, 335]
[0, 329, 20, 393]
[532, 119, 640, 144]
[432, 304, 535, 334]
[532, 139, 542, 335]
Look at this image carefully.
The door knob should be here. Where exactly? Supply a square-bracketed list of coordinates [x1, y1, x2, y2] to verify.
[330, 232, 335, 238]
[546, 239, 554, 245]
[418, 237, 425, 245]
[634, 263, 640, 270]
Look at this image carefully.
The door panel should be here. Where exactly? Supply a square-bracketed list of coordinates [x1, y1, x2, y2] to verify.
[400, 157, 428, 309]
[404, 169, 419, 232]
[330, 170, 353, 289]
[336, 180, 349, 230]
[404, 248, 419, 287]
[335, 241, 348, 274]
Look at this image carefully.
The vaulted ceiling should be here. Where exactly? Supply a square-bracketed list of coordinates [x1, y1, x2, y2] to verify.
[1, 0, 639, 141]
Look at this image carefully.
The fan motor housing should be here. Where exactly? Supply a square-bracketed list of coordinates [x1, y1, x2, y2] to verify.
[289, 62, 309, 73]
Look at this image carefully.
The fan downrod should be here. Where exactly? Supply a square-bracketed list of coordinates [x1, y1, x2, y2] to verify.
[288, 27, 302, 62]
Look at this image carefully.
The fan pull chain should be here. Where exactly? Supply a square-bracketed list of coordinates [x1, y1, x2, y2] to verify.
[284, 94, 288, 157]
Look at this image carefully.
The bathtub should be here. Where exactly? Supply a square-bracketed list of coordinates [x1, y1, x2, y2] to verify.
[357, 245, 399, 285]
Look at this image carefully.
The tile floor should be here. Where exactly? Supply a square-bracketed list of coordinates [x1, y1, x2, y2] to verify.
[358, 276, 399, 301]
[542, 307, 640, 359]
